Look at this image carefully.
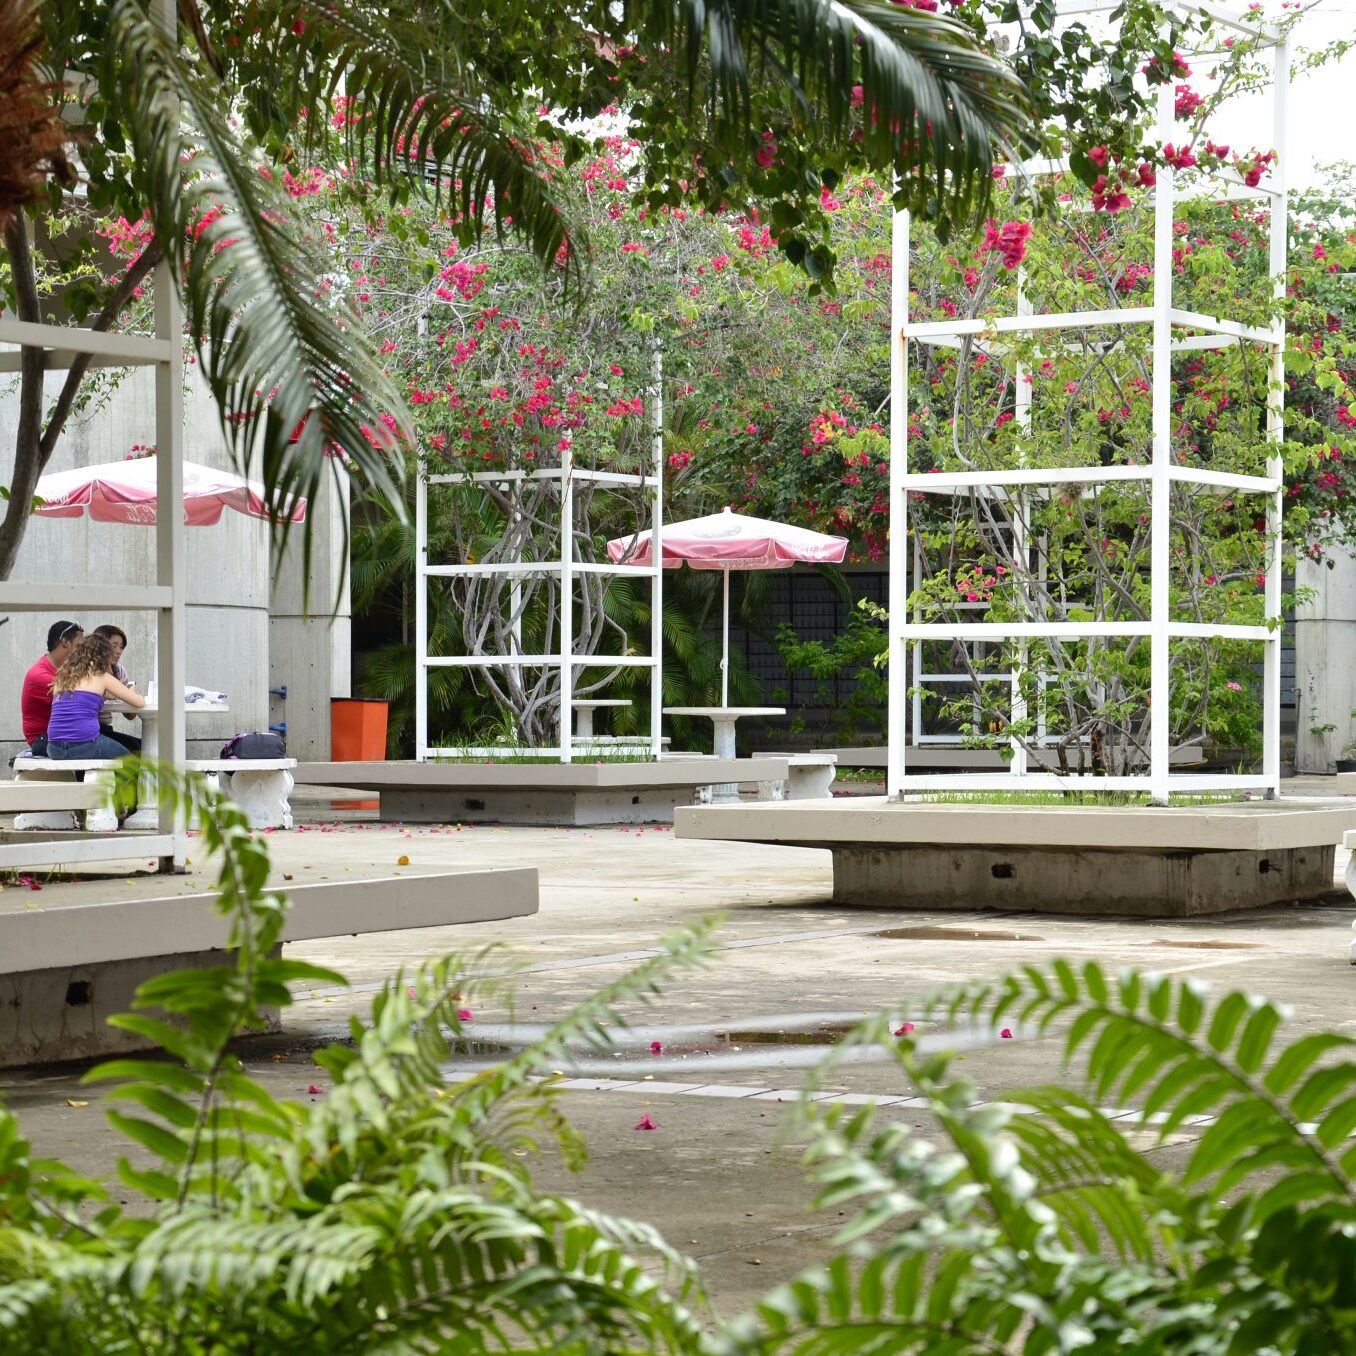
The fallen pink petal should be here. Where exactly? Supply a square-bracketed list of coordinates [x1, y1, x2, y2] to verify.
[894, 1023, 915, 1036]
[634, 1114, 658, 1131]
[457, 1008, 474, 1022]
[999, 1028, 1013, 1039]
[307, 1084, 324, 1095]
[650, 1040, 664, 1054]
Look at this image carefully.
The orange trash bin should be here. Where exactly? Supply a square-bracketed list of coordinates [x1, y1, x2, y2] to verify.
[330, 698, 388, 810]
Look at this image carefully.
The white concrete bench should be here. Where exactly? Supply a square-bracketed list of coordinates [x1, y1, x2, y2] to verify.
[0, 866, 538, 1066]
[13, 758, 124, 832]
[0, 779, 107, 832]
[186, 758, 296, 830]
[753, 752, 838, 801]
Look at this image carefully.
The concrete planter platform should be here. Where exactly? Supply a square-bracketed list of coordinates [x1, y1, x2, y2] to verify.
[674, 797, 1356, 917]
[294, 759, 789, 826]
[0, 866, 538, 1067]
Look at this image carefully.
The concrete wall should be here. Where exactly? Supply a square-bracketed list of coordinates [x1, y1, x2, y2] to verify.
[269, 462, 352, 759]
[0, 365, 348, 763]
[1295, 546, 1356, 773]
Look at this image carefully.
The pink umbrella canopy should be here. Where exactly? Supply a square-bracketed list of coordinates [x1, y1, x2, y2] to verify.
[33, 456, 307, 526]
[608, 507, 847, 704]
[607, 506, 847, 570]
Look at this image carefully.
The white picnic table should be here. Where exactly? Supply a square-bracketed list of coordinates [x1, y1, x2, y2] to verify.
[108, 695, 229, 829]
[571, 698, 632, 739]
[663, 705, 785, 803]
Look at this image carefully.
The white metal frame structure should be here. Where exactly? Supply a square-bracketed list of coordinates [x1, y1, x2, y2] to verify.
[0, 0, 187, 870]
[888, 4, 1288, 802]
[414, 371, 664, 764]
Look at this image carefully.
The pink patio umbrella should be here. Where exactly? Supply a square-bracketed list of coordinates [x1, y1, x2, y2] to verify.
[608, 506, 847, 704]
[32, 455, 307, 526]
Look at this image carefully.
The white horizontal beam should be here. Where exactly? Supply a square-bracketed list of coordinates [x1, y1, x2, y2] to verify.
[423, 654, 656, 668]
[899, 621, 1274, 641]
[900, 465, 1151, 490]
[0, 350, 151, 374]
[0, 583, 175, 611]
[904, 307, 1153, 341]
[899, 465, 1278, 494]
[1170, 467, 1279, 493]
[427, 468, 658, 488]
[0, 319, 173, 364]
[423, 562, 658, 578]
[1169, 308, 1275, 345]
[573, 562, 659, 576]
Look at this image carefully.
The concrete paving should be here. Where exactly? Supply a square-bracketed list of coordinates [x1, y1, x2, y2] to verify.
[2, 778, 1355, 1317]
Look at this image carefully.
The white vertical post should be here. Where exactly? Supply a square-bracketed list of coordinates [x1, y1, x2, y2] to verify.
[1263, 34, 1289, 797]
[650, 345, 664, 759]
[559, 442, 575, 763]
[887, 207, 911, 798]
[1010, 269, 1032, 778]
[154, 0, 185, 869]
[1148, 79, 1176, 805]
[414, 459, 428, 761]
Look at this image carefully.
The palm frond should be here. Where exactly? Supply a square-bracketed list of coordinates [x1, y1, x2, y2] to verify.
[106, 0, 409, 586]
[624, 0, 1035, 237]
[273, 0, 585, 288]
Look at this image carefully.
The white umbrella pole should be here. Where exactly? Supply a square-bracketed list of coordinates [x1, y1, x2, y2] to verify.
[721, 567, 730, 706]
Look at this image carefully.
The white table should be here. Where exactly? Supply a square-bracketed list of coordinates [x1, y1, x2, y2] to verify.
[663, 706, 785, 802]
[108, 698, 229, 829]
[572, 698, 632, 739]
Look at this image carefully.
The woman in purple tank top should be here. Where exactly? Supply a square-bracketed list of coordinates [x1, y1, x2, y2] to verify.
[47, 634, 146, 760]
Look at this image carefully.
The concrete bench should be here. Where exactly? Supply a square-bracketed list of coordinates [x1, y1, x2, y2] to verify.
[14, 756, 295, 833]
[0, 865, 538, 1066]
[0, 779, 107, 832]
[292, 758, 790, 826]
[13, 758, 124, 832]
[753, 752, 837, 801]
[186, 758, 296, 830]
[677, 797, 1356, 918]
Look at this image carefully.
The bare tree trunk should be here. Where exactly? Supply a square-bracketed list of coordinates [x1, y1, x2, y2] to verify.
[0, 217, 163, 577]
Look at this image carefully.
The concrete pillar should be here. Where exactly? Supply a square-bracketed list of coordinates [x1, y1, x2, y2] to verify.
[1295, 546, 1356, 773]
[268, 464, 351, 760]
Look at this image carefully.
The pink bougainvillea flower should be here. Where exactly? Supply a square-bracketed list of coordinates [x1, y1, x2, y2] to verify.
[650, 1040, 664, 1054]
[635, 1114, 658, 1130]
[999, 1028, 1013, 1039]
[893, 1023, 916, 1036]
[457, 1008, 474, 1022]
[307, 1084, 324, 1095]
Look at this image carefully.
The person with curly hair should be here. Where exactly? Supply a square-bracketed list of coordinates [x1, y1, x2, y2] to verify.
[46, 633, 145, 761]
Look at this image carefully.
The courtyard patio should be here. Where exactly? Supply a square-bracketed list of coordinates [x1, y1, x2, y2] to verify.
[4, 779, 1353, 1316]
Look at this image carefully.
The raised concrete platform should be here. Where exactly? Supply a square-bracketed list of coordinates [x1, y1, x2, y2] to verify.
[293, 759, 789, 826]
[675, 797, 1356, 917]
[0, 867, 538, 1066]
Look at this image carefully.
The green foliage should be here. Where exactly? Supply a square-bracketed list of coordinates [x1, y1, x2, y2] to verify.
[725, 962, 1356, 1354]
[0, 765, 719, 1352]
[4, 781, 1356, 1351]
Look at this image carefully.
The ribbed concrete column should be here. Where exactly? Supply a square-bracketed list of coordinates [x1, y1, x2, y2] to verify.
[1295, 546, 1356, 772]
[268, 465, 351, 760]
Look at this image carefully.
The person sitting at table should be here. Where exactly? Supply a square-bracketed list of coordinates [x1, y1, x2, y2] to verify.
[91, 624, 142, 754]
[46, 634, 145, 761]
[20, 619, 83, 756]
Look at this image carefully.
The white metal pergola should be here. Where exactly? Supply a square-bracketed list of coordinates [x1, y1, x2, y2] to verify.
[887, 3, 1288, 803]
[0, 128, 187, 867]
[414, 373, 665, 764]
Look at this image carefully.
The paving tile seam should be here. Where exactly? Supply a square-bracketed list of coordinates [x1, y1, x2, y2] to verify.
[542, 1076, 1222, 1126]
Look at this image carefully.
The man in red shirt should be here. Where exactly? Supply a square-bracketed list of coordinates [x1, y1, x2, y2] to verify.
[21, 620, 83, 754]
